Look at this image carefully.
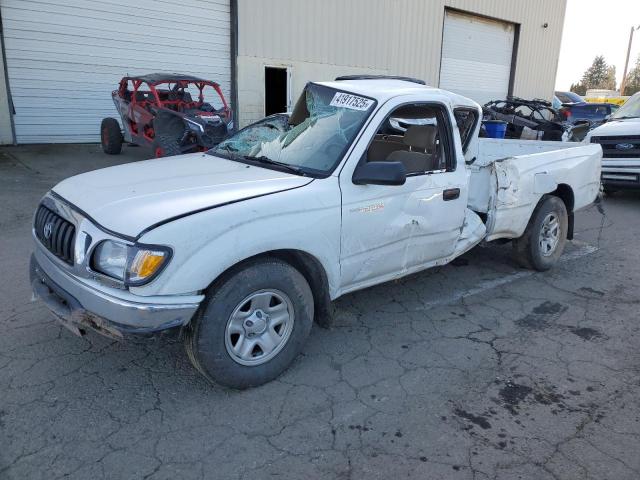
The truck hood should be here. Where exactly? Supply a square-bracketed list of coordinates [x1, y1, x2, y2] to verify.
[589, 117, 640, 137]
[52, 153, 312, 238]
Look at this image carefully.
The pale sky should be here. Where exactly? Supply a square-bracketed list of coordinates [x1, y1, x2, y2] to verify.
[555, 0, 640, 90]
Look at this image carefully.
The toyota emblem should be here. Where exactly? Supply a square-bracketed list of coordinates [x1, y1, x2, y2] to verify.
[43, 222, 53, 239]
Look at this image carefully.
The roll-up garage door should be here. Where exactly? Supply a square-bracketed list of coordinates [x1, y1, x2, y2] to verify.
[0, 0, 231, 143]
[439, 10, 515, 105]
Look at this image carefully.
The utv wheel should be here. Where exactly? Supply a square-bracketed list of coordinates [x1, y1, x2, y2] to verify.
[513, 195, 568, 271]
[100, 118, 123, 154]
[152, 134, 182, 158]
[184, 258, 314, 389]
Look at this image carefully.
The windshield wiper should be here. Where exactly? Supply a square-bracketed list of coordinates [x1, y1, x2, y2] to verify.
[243, 155, 306, 176]
[613, 116, 640, 120]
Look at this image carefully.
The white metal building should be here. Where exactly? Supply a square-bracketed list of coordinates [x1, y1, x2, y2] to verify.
[0, 0, 567, 145]
[0, 0, 232, 144]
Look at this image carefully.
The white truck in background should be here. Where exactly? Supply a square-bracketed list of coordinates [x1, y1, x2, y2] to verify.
[587, 91, 640, 193]
[31, 76, 602, 388]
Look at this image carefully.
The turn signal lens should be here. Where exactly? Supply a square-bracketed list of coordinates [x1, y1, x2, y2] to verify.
[127, 249, 169, 284]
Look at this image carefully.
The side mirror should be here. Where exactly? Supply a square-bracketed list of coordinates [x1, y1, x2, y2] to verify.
[353, 161, 406, 186]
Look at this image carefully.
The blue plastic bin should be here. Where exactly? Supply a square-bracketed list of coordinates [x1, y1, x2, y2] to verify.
[483, 120, 507, 139]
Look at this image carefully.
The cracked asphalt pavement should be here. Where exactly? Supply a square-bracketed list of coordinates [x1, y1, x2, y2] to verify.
[2, 145, 640, 479]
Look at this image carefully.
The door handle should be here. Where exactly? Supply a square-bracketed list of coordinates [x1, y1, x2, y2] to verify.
[443, 188, 460, 201]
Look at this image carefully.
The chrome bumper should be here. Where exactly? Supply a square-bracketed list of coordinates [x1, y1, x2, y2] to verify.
[30, 249, 202, 339]
[601, 160, 640, 189]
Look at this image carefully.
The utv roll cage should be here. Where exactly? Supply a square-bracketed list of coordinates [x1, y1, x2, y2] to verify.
[117, 74, 230, 116]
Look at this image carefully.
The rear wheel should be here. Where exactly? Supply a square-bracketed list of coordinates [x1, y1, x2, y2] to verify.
[100, 118, 123, 155]
[513, 195, 568, 271]
[184, 258, 314, 389]
[152, 134, 182, 158]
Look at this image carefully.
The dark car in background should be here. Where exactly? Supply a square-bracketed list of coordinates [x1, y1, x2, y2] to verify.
[553, 90, 585, 108]
[558, 102, 619, 127]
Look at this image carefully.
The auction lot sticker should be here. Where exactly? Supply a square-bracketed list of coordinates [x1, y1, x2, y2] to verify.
[330, 92, 374, 111]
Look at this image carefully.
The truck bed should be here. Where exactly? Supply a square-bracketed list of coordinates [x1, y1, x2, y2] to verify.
[467, 138, 602, 242]
[474, 138, 585, 166]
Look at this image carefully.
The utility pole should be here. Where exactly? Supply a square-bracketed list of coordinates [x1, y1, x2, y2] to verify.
[620, 26, 640, 96]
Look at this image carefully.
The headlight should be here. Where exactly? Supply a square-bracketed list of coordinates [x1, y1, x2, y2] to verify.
[92, 240, 171, 286]
[92, 240, 128, 280]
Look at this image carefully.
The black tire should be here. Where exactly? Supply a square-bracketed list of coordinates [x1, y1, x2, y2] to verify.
[152, 134, 182, 158]
[512, 195, 568, 271]
[184, 258, 314, 389]
[100, 118, 123, 155]
[602, 186, 617, 197]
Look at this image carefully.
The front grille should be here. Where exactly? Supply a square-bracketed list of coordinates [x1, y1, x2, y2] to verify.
[34, 205, 76, 265]
[591, 135, 640, 159]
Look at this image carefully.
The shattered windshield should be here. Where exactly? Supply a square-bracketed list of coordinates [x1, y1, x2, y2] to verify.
[611, 93, 640, 119]
[209, 83, 376, 176]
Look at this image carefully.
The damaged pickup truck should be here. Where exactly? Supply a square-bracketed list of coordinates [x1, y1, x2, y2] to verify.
[30, 76, 602, 388]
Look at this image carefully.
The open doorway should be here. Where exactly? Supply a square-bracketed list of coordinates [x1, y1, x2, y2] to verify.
[264, 66, 289, 116]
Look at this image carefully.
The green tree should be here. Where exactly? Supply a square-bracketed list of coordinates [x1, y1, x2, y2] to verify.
[570, 82, 586, 96]
[580, 55, 613, 90]
[623, 55, 640, 96]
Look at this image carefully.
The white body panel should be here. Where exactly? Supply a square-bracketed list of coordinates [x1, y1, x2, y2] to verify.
[43, 79, 601, 305]
[587, 118, 640, 138]
[467, 141, 601, 241]
[337, 91, 469, 294]
[1, 0, 230, 143]
[52, 153, 310, 237]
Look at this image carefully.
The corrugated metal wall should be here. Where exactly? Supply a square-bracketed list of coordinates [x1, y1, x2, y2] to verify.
[237, 0, 566, 126]
[0, 0, 231, 143]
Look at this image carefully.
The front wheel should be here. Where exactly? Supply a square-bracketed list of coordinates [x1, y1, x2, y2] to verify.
[513, 195, 568, 271]
[184, 258, 314, 389]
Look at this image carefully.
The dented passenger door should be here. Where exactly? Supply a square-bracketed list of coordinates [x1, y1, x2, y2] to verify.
[338, 99, 468, 292]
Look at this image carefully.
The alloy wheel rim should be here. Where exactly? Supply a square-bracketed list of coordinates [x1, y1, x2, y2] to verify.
[224, 289, 295, 366]
[539, 212, 560, 256]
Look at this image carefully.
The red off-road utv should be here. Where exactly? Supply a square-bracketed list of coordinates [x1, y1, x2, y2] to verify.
[101, 73, 233, 158]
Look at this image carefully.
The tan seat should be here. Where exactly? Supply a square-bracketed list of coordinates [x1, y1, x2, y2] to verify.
[386, 150, 434, 173]
[385, 125, 440, 173]
[368, 135, 407, 162]
[403, 125, 437, 153]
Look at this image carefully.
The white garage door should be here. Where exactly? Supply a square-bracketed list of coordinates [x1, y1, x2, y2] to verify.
[1, 0, 230, 143]
[439, 10, 515, 105]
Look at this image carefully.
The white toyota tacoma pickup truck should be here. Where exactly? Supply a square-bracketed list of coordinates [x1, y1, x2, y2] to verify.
[31, 76, 602, 388]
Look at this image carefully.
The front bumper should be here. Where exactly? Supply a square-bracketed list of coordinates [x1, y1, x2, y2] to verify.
[601, 160, 640, 189]
[30, 250, 202, 339]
